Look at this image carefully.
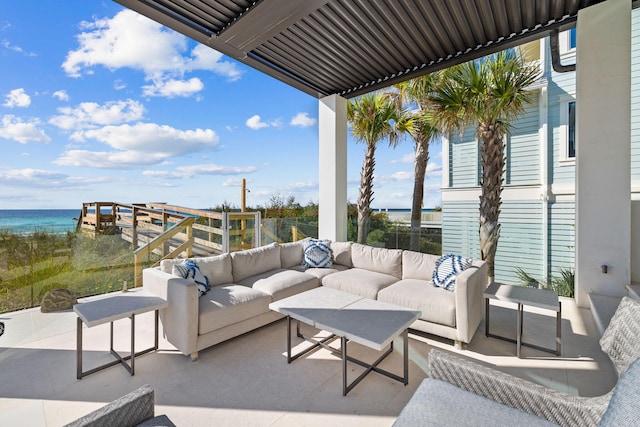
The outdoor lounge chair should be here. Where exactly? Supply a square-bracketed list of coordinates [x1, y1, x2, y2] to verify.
[64, 384, 174, 427]
[394, 296, 640, 427]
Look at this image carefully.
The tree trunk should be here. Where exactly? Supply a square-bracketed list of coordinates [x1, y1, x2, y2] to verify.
[478, 121, 504, 284]
[410, 139, 429, 252]
[357, 143, 376, 244]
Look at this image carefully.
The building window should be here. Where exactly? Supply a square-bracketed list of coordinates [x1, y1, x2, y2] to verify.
[560, 28, 576, 55]
[560, 97, 576, 163]
[568, 101, 576, 158]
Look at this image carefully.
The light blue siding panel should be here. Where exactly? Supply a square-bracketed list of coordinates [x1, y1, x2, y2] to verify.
[507, 98, 540, 185]
[449, 128, 478, 188]
[548, 200, 575, 280]
[442, 200, 543, 285]
[631, 9, 640, 180]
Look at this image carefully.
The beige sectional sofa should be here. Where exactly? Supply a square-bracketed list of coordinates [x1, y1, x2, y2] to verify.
[142, 240, 488, 360]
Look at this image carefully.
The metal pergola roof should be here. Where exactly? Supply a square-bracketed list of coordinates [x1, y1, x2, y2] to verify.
[114, 0, 607, 98]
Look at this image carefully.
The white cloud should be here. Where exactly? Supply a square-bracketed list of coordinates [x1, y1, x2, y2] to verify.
[145, 164, 256, 179]
[49, 99, 144, 130]
[391, 153, 415, 164]
[246, 115, 269, 130]
[142, 77, 204, 98]
[62, 10, 243, 97]
[426, 161, 442, 176]
[246, 115, 282, 130]
[54, 122, 220, 169]
[3, 88, 31, 108]
[0, 115, 50, 143]
[52, 90, 69, 101]
[1, 40, 36, 56]
[290, 112, 316, 127]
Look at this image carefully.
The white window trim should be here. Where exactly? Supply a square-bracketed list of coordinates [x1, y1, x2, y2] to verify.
[559, 94, 576, 165]
[559, 28, 576, 56]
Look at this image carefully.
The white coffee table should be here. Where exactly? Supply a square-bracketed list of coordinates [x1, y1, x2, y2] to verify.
[484, 282, 561, 358]
[74, 289, 168, 379]
[269, 287, 420, 395]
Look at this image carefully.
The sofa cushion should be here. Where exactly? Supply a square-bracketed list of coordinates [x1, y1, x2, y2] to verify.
[238, 268, 320, 301]
[160, 254, 233, 287]
[351, 243, 402, 279]
[331, 241, 353, 268]
[172, 260, 210, 297]
[433, 254, 473, 291]
[198, 284, 272, 335]
[280, 239, 309, 268]
[378, 279, 456, 327]
[393, 378, 557, 427]
[303, 239, 333, 268]
[231, 242, 281, 282]
[321, 268, 398, 300]
[599, 356, 640, 427]
[402, 250, 439, 281]
[290, 263, 350, 280]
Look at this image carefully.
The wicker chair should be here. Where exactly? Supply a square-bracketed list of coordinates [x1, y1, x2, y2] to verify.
[64, 384, 174, 427]
[394, 296, 640, 427]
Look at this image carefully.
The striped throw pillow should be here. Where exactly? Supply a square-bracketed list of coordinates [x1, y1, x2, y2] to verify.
[432, 254, 473, 291]
[303, 239, 333, 268]
[173, 259, 211, 297]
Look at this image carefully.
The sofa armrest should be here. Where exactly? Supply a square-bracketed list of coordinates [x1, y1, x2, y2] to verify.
[453, 260, 487, 343]
[143, 267, 199, 356]
[428, 349, 609, 427]
[64, 384, 155, 427]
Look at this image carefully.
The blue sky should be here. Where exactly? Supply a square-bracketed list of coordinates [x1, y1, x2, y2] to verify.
[0, 1, 442, 210]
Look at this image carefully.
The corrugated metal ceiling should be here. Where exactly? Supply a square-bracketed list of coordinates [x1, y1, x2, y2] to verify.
[115, 0, 607, 98]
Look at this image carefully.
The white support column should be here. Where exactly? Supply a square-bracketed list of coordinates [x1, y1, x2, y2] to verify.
[318, 94, 348, 242]
[575, 0, 631, 307]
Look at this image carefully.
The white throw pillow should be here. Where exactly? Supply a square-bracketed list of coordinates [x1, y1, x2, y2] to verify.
[173, 259, 210, 297]
[303, 239, 333, 268]
[432, 254, 473, 291]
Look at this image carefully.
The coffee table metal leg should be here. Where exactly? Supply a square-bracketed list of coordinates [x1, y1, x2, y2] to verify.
[130, 314, 135, 375]
[485, 298, 490, 336]
[556, 301, 562, 356]
[77, 317, 83, 380]
[342, 336, 348, 396]
[403, 328, 409, 385]
[287, 315, 292, 363]
[517, 303, 523, 358]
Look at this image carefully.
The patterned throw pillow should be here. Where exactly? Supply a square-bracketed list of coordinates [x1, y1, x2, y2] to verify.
[303, 239, 333, 268]
[432, 254, 473, 291]
[173, 259, 210, 297]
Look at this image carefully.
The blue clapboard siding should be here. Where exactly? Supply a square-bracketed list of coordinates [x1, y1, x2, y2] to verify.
[632, 8, 640, 180]
[548, 199, 575, 279]
[442, 200, 544, 285]
[506, 98, 540, 185]
[547, 60, 576, 186]
[493, 201, 544, 284]
[448, 127, 478, 188]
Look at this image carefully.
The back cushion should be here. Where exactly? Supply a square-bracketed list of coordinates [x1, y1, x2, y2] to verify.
[161, 254, 233, 287]
[331, 241, 353, 267]
[402, 250, 439, 280]
[351, 243, 402, 279]
[231, 242, 281, 282]
[600, 297, 640, 375]
[280, 238, 309, 268]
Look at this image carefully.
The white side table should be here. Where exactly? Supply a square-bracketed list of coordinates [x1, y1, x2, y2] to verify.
[484, 282, 561, 358]
[74, 289, 168, 379]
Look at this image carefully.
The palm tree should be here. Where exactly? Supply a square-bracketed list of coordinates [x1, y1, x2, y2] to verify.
[429, 49, 540, 283]
[392, 74, 440, 252]
[347, 92, 413, 244]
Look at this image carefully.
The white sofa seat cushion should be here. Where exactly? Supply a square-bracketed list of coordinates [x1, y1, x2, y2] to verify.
[321, 268, 398, 300]
[378, 279, 456, 327]
[238, 268, 320, 301]
[231, 242, 281, 282]
[198, 284, 272, 335]
[351, 243, 403, 278]
[290, 263, 350, 280]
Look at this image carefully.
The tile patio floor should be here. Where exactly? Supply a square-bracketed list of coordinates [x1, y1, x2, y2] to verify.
[0, 293, 617, 426]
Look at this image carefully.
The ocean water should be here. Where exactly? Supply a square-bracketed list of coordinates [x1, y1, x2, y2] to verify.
[0, 209, 81, 234]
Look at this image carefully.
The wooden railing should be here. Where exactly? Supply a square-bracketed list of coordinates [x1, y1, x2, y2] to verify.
[132, 216, 195, 287]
